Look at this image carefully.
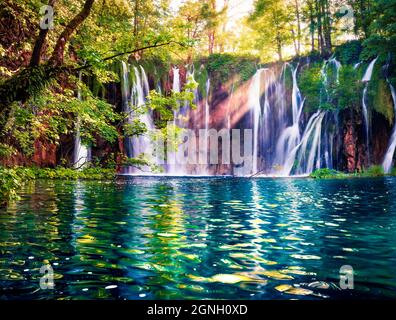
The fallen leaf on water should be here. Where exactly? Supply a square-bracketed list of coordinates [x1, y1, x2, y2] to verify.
[260, 270, 294, 280]
[283, 287, 313, 296]
[275, 284, 293, 292]
[275, 285, 313, 296]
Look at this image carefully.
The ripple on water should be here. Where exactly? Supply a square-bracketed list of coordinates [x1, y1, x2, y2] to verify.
[1, 177, 396, 299]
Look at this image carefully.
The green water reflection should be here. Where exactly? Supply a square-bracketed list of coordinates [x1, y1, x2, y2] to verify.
[1, 177, 396, 299]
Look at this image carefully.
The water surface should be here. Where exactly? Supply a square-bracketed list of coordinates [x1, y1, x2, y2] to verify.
[1, 177, 396, 299]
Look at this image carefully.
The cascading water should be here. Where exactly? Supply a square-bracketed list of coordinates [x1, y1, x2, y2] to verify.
[115, 57, 385, 178]
[382, 83, 396, 173]
[197, 78, 211, 175]
[362, 57, 378, 163]
[274, 64, 304, 175]
[167, 66, 188, 176]
[74, 72, 91, 169]
[274, 58, 341, 176]
[249, 69, 265, 174]
[121, 62, 157, 174]
[172, 67, 181, 124]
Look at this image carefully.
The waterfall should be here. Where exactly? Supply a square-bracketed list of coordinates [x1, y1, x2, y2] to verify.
[275, 64, 304, 175]
[281, 111, 326, 176]
[362, 57, 378, 163]
[131, 66, 154, 158]
[172, 67, 181, 126]
[167, 66, 200, 176]
[291, 65, 303, 123]
[329, 57, 341, 83]
[362, 58, 378, 82]
[121, 62, 157, 174]
[247, 63, 329, 177]
[296, 112, 326, 175]
[115, 58, 381, 177]
[74, 72, 91, 169]
[274, 59, 341, 176]
[198, 78, 211, 175]
[249, 69, 265, 174]
[382, 83, 396, 173]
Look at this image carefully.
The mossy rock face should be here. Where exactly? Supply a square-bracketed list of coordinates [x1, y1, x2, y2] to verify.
[372, 79, 394, 124]
[368, 65, 394, 125]
[205, 53, 257, 86]
[192, 62, 209, 98]
[298, 63, 323, 112]
[283, 64, 294, 93]
[126, 56, 170, 86]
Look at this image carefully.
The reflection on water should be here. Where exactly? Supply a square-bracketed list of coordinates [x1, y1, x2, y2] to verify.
[1, 177, 396, 299]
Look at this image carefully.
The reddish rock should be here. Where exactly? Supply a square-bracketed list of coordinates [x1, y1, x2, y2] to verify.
[32, 140, 57, 167]
[343, 119, 357, 172]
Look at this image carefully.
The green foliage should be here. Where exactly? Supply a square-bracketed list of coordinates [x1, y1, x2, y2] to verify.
[248, 0, 294, 61]
[206, 54, 257, 85]
[140, 56, 170, 85]
[146, 81, 197, 129]
[311, 166, 391, 179]
[298, 64, 323, 112]
[0, 143, 16, 158]
[0, 165, 117, 205]
[13, 167, 116, 180]
[370, 79, 395, 124]
[193, 63, 209, 97]
[299, 63, 362, 112]
[123, 120, 147, 137]
[0, 64, 60, 108]
[361, 165, 385, 177]
[335, 41, 363, 65]
[335, 65, 363, 111]
[283, 64, 294, 92]
[0, 168, 23, 205]
[367, 65, 395, 124]
[362, 0, 396, 60]
[310, 168, 347, 179]
[2, 80, 121, 157]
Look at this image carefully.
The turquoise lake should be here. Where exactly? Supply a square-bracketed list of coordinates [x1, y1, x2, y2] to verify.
[1, 177, 396, 299]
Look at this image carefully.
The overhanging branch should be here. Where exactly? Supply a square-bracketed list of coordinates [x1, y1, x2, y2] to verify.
[73, 41, 187, 72]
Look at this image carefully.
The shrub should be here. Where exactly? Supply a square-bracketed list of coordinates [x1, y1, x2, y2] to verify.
[310, 168, 347, 179]
[205, 53, 257, 84]
[335, 40, 363, 65]
[0, 168, 22, 205]
[0, 166, 116, 206]
[298, 64, 323, 112]
[361, 165, 385, 177]
[335, 65, 363, 111]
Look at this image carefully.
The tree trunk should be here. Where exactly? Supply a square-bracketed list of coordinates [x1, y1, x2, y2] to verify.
[316, 0, 324, 55]
[50, 0, 95, 66]
[294, 0, 301, 56]
[322, 0, 332, 55]
[30, 0, 57, 67]
[291, 29, 298, 57]
[308, 0, 315, 52]
[276, 30, 283, 61]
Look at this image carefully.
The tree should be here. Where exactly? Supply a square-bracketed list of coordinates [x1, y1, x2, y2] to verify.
[363, 0, 396, 58]
[0, 0, 186, 124]
[249, 0, 293, 61]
